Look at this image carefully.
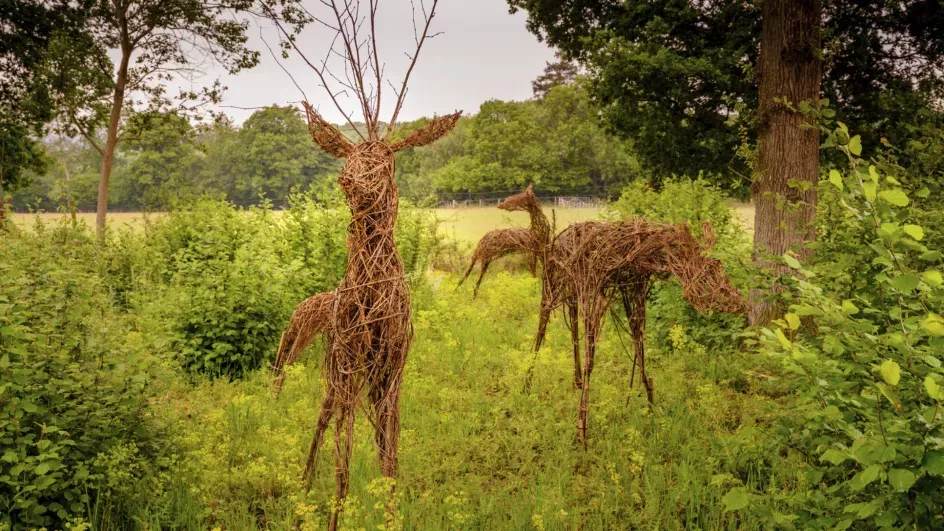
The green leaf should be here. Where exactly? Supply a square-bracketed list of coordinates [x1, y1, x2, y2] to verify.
[841, 300, 860, 315]
[920, 250, 942, 261]
[926, 376, 942, 400]
[849, 464, 882, 491]
[828, 169, 843, 190]
[722, 487, 750, 511]
[775, 328, 792, 350]
[891, 274, 920, 292]
[903, 224, 924, 240]
[887, 469, 916, 492]
[34, 462, 49, 476]
[849, 135, 862, 156]
[879, 189, 910, 207]
[880, 360, 901, 386]
[922, 270, 942, 287]
[821, 449, 849, 466]
[783, 253, 801, 269]
[876, 383, 900, 410]
[915, 187, 930, 198]
[922, 451, 944, 475]
[925, 320, 944, 337]
[785, 313, 801, 330]
[862, 181, 877, 202]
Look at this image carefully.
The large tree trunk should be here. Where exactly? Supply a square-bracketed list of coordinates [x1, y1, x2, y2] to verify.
[749, 0, 823, 326]
[95, 46, 130, 239]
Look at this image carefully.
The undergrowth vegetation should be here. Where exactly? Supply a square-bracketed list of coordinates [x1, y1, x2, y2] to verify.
[2, 126, 943, 529]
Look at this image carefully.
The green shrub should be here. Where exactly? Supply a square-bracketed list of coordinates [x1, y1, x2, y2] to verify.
[147, 200, 295, 379]
[742, 123, 944, 528]
[0, 226, 165, 529]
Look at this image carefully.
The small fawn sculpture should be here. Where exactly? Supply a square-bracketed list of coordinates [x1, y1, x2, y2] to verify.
[459, 185, 551, 296]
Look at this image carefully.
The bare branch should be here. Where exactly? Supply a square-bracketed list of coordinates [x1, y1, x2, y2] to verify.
[259, 3, 366, 142]
[387, 0, 441, 136]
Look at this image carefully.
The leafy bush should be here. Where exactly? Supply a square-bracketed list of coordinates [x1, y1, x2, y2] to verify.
[148, 200, 297, 379]
[0, 225, 166, 529]
[743, 123, 944, 528]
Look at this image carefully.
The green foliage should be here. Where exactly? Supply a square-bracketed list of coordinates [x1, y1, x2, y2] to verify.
[750, 125, 944, 528]
[0, 223, 165, 529]
[508, 0, 944, 193]
[429, 82, 639, 195]
[150, 200, 295, 379]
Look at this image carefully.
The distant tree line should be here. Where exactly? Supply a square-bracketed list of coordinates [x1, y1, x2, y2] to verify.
[12, 72, 643, 211]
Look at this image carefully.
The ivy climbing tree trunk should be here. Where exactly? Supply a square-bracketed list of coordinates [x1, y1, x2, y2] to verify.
[749, 0, 823, 326]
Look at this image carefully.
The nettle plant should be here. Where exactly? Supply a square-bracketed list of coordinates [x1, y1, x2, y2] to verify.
[733, 122, 944, 528]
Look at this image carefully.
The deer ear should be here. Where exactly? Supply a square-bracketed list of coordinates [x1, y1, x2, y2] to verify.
[390, 111, 462, 151]
[701, 220, 717, 250]
[303, 102, 354, 158]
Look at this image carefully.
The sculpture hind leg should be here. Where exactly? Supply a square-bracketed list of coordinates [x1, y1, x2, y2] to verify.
[566, 299, 582, 389]
[303, 387, 336, 491]
[328, 402, 356, 531]
[457, 255, 480, 289]
[472, 260, 491, 297]
[370, 367, 404, 529]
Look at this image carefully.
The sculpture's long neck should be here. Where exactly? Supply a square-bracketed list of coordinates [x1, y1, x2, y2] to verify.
[346, 184, 400, 271]
[525, 203, 551, 246]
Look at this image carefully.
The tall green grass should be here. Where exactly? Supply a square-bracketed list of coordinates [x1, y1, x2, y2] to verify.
[148, 271, 796, 530]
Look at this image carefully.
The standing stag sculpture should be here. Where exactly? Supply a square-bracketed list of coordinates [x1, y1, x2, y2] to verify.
[534, 219, 746, 446]
[261, 1, 458, 528]
[458, 184, 551, 296]
[300, 107, 460, 525]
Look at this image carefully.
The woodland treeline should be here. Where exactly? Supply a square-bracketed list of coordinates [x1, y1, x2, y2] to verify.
[10, 74, 639, 211]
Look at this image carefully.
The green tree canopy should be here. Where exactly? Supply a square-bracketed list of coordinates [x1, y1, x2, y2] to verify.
[507, 0, 944, 191]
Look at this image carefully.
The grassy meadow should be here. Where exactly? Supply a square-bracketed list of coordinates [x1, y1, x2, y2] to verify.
[7, 174, 940, 530]
[147, 272, 790, 530]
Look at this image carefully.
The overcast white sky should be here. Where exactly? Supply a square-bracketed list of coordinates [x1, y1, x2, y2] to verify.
[206, 0, 555, 124]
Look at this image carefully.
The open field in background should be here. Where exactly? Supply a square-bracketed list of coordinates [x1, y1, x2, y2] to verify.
[10, 202, 754, 243]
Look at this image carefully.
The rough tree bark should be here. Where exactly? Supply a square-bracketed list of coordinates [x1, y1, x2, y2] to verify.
[95, 41, 130, 239]
[749, 0, 823, 325]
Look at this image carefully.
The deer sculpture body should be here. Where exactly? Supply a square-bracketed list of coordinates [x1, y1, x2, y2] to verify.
[533, 219, 746, 445]
[271, 291, 335, 395]
[298, 104, 460, 529]
[459, 185, 551, 296]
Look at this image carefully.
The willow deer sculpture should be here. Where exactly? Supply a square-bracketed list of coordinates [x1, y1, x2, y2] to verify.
[262, 1, 459, 528]
[458, 184, 551, 296]
[533, 219, 746, 445]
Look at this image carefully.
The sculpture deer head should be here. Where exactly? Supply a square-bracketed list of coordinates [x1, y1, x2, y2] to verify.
[303, 103, 461, 214]
[498, 183, 538, 212]
[671, 221, 747, 314]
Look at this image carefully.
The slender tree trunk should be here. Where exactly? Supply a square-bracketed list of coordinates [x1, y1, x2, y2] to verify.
[95, 46, 131, 239]
[749, 0, 823, 325]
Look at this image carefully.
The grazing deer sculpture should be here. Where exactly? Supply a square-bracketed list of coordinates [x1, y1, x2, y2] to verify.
[533, 219, 746, 445]
[458, 185, 551, 296]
